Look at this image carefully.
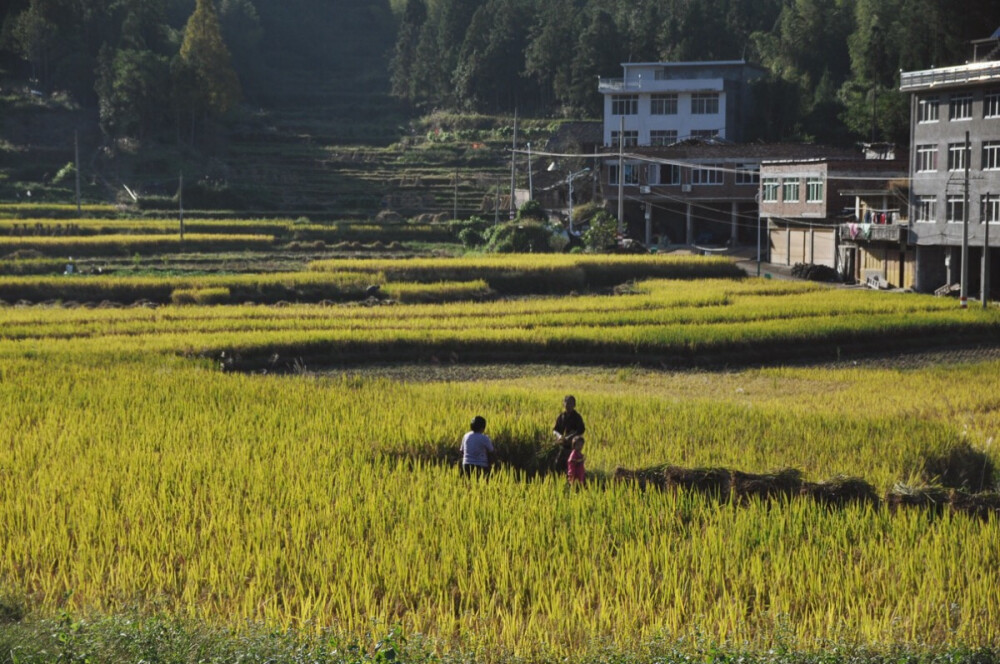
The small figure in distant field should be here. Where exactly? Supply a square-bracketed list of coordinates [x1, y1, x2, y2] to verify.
[567, 435, 585, 485]
[460, 415, 495, 477]
[553, 395, 585, 472]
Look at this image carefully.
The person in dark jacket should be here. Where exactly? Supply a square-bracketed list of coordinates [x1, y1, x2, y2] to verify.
[552, 395, 585, 472]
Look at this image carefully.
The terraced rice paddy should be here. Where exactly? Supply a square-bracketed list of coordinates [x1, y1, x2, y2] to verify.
[0, 255, 999, 662]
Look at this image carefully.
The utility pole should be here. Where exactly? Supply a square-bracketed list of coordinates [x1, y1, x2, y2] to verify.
[509, 111, 517, 219]
[568, 174, 575, 234]
[617, 115, 624, 234]
[984, 192, 992, 308]
[179, 171, 185, 242]
[527, 142, 533, 201]
[757, 215, 762, 277]
[961, 131, 969, 308]
[74, 130, 81, 217]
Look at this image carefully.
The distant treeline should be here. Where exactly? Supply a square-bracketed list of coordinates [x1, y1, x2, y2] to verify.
[0, 0, 396, 140]
[2, 0, 999, 147]
[390, 0, 1000, 145]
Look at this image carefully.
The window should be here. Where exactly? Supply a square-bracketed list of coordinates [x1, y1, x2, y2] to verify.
[656, 163, 681, 185]
[762, 178, 779, 202]
[982, 195, 1000, 223]
[691, 93, 719, 114]
[918, 96, 939, 123]
[947, 142, 969, 171]
[610, 130, 638, 147]
[690, 164, 723, 185]
[946, 196, 966, 223]
[782, 179, 800, 203]
[608, 163, 639, 185]
[916, 144, 938, 172]
[650, 94, 678, 115]
[916, 196, 937, 223]
[986, 91, 1000, 118]
[691, 129, 719, 139]
[649, 130, 678, 146]
[611, 94, 638, 115]
[735, 166, 759, 185]
[806, 178, 824, 203]
[983, 141, 1000, 170]
[949, 93, 972, 120]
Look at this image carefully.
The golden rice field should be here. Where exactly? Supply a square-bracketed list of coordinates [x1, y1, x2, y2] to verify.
[0, 216, 456, 244]
[1, 257, 999, 661]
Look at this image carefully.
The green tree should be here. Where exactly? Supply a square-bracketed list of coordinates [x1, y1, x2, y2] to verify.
[217, 0, 262, 91]
[569, 9, 622, 116]
[452, 0, 534, 112]
[524, 0, 581, 113]
[389, 0, 427, 103]
[96, 45, 170, 139]
[409, 0, 482, 107]
[176, 0, 240, 118]
[6, 0, 57, 86]
[582, 211, 618, 252]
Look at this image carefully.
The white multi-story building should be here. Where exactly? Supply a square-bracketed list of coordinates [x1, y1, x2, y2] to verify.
[598, 61, 767, 147]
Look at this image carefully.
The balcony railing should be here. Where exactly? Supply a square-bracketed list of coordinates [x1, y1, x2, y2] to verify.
[839, 223, 908, 243]
[598, 78, 631, 93]
[900, 61, 1000, 91]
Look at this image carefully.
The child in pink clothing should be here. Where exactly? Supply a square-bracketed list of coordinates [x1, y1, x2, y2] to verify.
[567, 435, 585, 484]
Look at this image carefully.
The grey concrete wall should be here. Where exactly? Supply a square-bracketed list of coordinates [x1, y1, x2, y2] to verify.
[910, 88, 1000, 246]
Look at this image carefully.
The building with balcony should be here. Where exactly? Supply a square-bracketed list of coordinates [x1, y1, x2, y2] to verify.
[759, 156, 910, 286]
[600, 141, 857, 248]
[900, 42, 1000, 294]
[598, 61, 767, 147]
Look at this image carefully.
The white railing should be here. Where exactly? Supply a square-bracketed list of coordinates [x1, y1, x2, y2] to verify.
[900, 61, 1000, 91]
[598, 78, 630, 93]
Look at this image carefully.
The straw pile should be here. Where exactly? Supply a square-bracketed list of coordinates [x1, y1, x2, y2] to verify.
[612, 466, 667, 490]
[800, 476, 880, 508]
[885, 485, 951, 514]
[730, 468, 803, 504]
[663, 466, 731, 499]
[949, 490, 1000, 520]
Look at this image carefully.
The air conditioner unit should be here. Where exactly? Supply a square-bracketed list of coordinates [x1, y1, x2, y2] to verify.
[681, 184, 692, 193]
[639, 185, 651, 194]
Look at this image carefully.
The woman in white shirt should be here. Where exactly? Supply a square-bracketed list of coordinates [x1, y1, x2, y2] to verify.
[460, 415, 495, 477]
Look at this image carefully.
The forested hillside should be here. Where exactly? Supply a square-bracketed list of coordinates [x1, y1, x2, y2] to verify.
[1, 0, 999, 210]
[390, 0, 1000, 145]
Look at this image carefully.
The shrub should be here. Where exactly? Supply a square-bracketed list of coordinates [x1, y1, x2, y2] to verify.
[516, 200, 546, 222]
[458, 228, 485, 248]
[570, 202, 602, 228]
[485, 221, 556, 254]
[582, 211, 618, 252]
